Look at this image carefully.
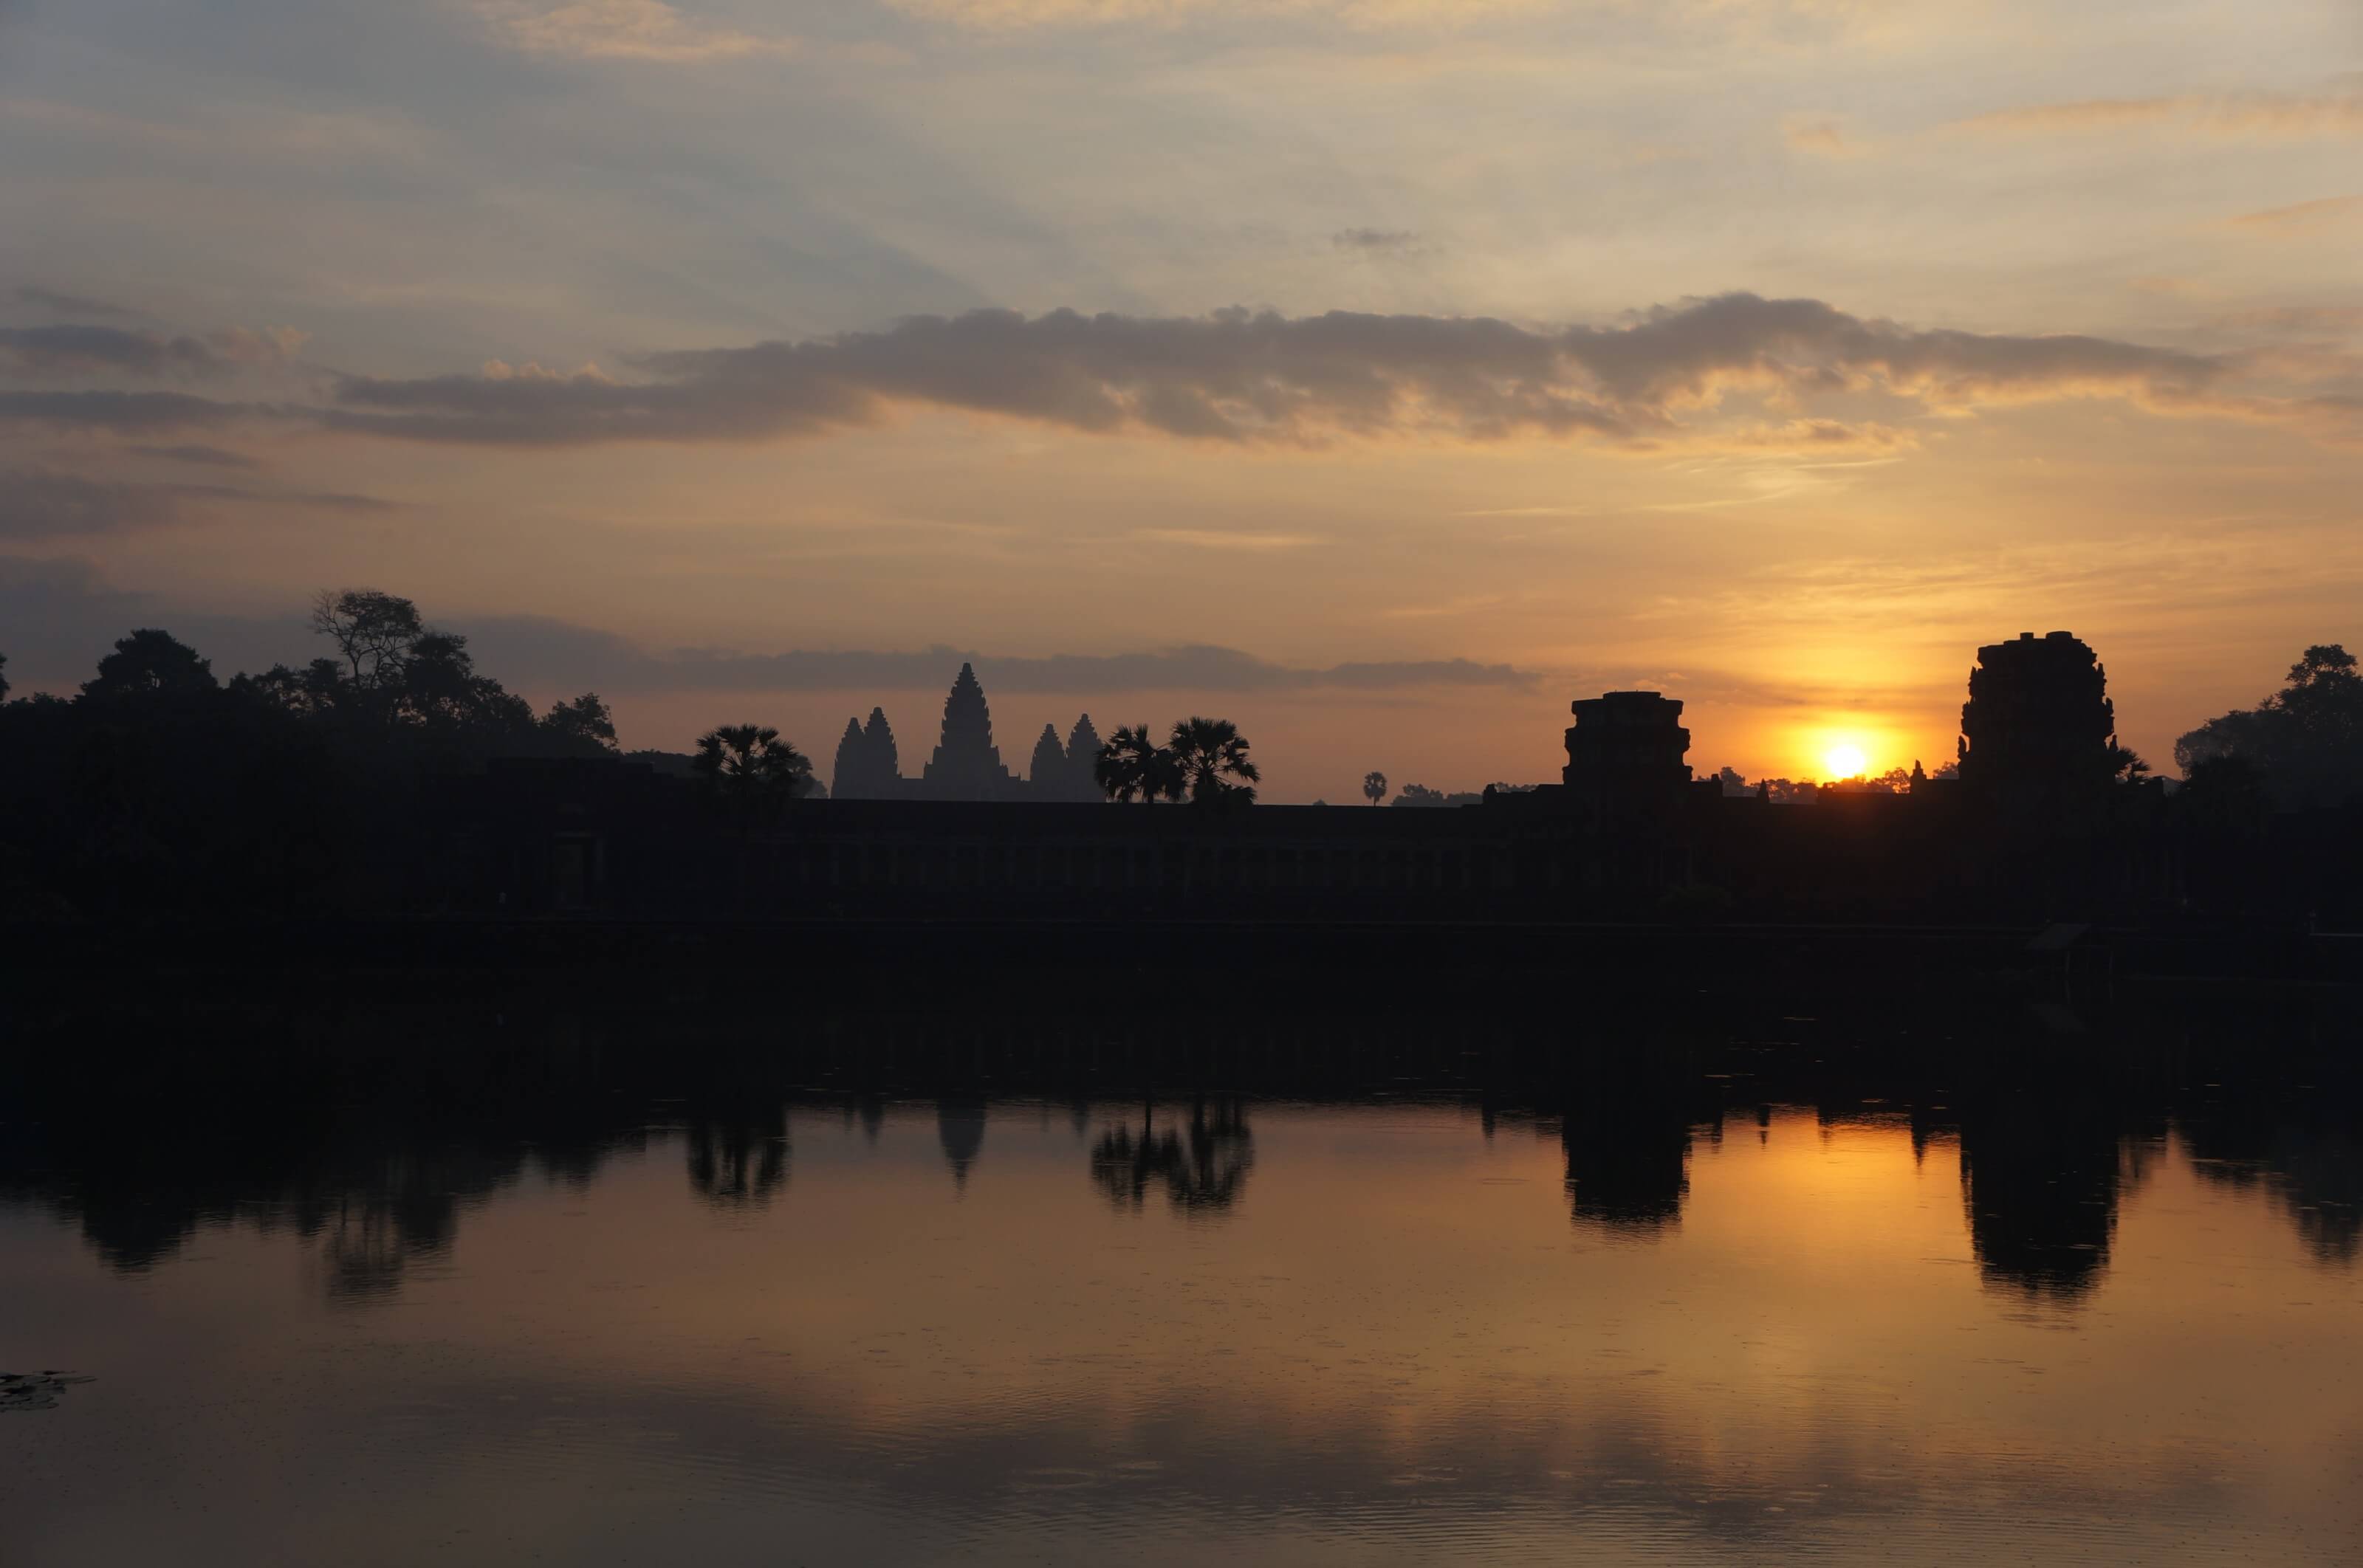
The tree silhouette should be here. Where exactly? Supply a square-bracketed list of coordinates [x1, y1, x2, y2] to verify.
[540, 692, 617, 752]
[80, 630, 218, 703]
[2175, 644, 2363, 806]
[1094, 723, 1183, 804]
[1362, 769, 1386, 806]
[310, 588, 424, 692]
[0, 650, 9, 704]
[1168, 717, 1259, 806]
[397, 631, 533, 737]
[693, 724, 812, 817]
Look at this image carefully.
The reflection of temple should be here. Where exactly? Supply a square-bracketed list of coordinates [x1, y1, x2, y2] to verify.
[1955, 1094, 2127, 1299]
[685, 1104, 789, 1207]
[1561, 1092, 1694, 1234]
[938, 1097, 987, 1189]
[829, 664, 1101, 804]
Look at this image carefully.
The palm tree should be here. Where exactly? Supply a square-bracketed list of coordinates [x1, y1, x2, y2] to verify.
[1095, 723, 1182, 804]
[1362, 769, 1387, 806]
[693, 724, 812, 818]
[1168, 716, 1260, 806]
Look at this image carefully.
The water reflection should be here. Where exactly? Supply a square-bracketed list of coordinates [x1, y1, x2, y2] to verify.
[685, 1104, 790, 1208]
[938, 1097, 987, 1189]
[1088, 1097, 1255, 1214]
[1559, 1070, 1701, 1236]
[3, 980, 2361, 1567]
[1, 983, 2356, 1316]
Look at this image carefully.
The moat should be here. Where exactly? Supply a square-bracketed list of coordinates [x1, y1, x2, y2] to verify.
[3, 975, 2356, 1566]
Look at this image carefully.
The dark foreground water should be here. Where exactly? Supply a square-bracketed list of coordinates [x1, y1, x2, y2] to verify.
[3, 977, 2359, 1565]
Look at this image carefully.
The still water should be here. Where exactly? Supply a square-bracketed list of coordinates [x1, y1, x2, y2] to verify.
[3, 989, 2360, 1565]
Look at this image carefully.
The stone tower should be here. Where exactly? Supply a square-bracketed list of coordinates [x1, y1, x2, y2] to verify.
[862, 706, 899, 782]
[1958, 630, 2116, 805]
[1027, 723, 1066, 793]
[830, 706, 905, 798]
[829, 718, 869, 800]
[1563, 690, 1692, 822]
[919, 662, 1014, 800]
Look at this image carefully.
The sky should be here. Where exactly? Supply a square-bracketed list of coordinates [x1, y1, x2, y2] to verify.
[2, 0, 2359, 799]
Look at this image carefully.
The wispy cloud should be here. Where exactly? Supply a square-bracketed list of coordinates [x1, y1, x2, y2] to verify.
[128, 444, 267, 470]
[1134, 527, 1318, 550]
[10, 292, 2361, 451]
[0, 466, 399, 538]
[1955, 89, 2363, 140]
[471, 0, 799, 62]
[2227, 195, 2363, 235]
[0, 323, 306, 379]
[1333, 227, 1422, 253]
[1781, 114, 1865, 158]
[308, 294, 2300, 446]
[884, 0, 1546, 30]
[13, 286, 143, 321]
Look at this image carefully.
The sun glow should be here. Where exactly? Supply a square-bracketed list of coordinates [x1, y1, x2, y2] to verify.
[1822, 742, 1869, 780]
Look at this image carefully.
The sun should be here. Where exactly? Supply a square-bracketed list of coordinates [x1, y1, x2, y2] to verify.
[1822, 742, 1868, 780]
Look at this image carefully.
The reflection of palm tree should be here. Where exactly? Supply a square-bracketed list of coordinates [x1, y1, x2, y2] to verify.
[685, 1107, 789, 1207]
[1089, 1098, 1254, 1214]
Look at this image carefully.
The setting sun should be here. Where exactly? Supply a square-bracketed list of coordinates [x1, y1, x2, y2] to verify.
[1823, 743, 1869, 780]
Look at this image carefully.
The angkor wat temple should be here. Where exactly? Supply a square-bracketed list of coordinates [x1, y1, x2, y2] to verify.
[829, 661, 1100, 804]
[420, 627, 2361, 949]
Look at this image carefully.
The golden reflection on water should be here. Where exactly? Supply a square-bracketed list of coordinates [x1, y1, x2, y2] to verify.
[5, 1101, 2360, 1565]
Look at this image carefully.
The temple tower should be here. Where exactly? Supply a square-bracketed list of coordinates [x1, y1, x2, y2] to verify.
[1958, 630, 2116, 807]
[1563, 690, 1692, 821]
[920, 662, 1014, 800]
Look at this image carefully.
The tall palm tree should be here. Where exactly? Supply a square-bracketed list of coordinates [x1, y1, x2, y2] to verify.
[1168, 716, 1260, 806]
[693, 724, 812, 818]
[1363, 770, 1387, 806]
[1095, 723, 1182, 803]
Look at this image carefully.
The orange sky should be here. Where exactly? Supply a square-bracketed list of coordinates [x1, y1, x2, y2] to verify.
[2, 0, 2359, 797]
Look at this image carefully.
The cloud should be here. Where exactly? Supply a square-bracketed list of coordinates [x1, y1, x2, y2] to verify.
[128, 444, 267, 470]
[885, 0, 1546, 27]
[1955, 90, 2363, 140]
[0, 467, 400, 538]
[1780, 115, 1863, 158]
[0, 470, 182, 539]
[2227, 196, 2363, 235]
[479, 634, 1539, 695]
[12, 286, 143, 321]
[0, 325, 224, 378]
[166, 484, 405, 514]
[1333, 227, 1421, 252]
[0, 323, 307, 379]
[318, 293, 2299, 448]
[471, 0, 800, 61]
[10, 293, 2360, 453]
[1134, 528, 1318, 550]
[0, 389, 257, 433]
[0, 565, 1532, 701]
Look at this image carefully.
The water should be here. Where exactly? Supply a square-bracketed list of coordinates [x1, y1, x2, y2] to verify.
[2, 982, 2359, 1565]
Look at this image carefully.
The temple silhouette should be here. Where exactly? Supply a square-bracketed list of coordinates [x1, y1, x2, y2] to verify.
[828, 661, 1100, 803]
[385, 622, 2363, 957]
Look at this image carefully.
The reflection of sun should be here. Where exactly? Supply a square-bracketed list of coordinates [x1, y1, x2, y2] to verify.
[1822, 742, 1868, 780]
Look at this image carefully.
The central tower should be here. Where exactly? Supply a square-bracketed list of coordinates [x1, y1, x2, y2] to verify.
[921, 661, 1015, 799]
